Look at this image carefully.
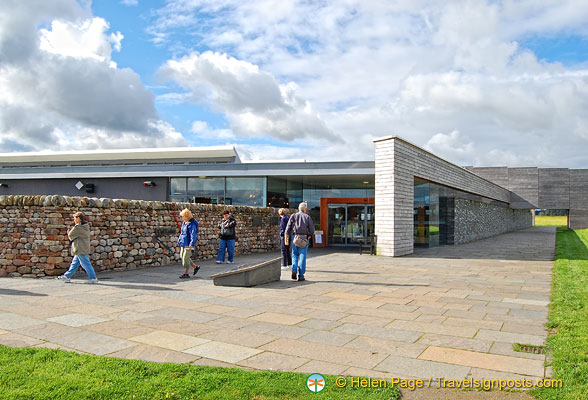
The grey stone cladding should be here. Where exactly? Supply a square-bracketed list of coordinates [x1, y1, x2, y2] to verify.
[454, 199, 532, 245]
[375, 136, 514, 257]
[569, 169, 588, 229]
[470, 166, 588, 229]
[538, 168, 570, 209]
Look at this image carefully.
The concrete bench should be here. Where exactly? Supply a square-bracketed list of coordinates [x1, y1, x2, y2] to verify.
[211, 257, 282, 287]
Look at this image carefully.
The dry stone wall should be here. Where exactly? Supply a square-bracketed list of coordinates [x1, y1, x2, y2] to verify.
[454, 199, 532, 245]
[0, 194, 294, 278]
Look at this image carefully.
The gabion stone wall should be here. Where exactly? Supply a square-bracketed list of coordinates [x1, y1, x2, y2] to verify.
[454, 199, 532, 245]
[0, 194, 294, 278]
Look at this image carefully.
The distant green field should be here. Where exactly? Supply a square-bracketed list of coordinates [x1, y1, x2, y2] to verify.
[535, 216, 568, 227]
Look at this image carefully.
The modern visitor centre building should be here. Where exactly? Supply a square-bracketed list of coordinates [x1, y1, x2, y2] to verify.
[1, 136, 587, 256]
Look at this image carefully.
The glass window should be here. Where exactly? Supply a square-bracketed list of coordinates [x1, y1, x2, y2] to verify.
[226, 177, 266, 206]
[267, 177, 289, 208]
[188, 177, 225, 204]
[170, 178, 187, 195]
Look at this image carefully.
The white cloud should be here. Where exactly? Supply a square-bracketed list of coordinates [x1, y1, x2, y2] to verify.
[149, 0, 588, 167]
[190, 120, 235, 140]
[40, 18, 123, 65]
[121, 0, 138, 6]
[0, 0, 185, 152]
[160, 51, 339, 142]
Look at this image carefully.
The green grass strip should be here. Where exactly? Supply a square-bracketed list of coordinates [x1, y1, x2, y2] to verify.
[0, 345, 399, 399]
[531, 227, 588, 400]
[534, 216, 568, 227]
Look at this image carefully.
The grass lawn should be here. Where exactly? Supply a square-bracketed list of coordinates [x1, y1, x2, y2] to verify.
[0, 345, 400, 400]
[534, 216, 568, 227]
[531, 227, 588, 400]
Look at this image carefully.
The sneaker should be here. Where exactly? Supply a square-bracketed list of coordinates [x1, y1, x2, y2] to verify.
[291, 272, 297, 280]
[215, 261, 222, 264]
[193, 265, 200, 276]
[298, 277, 306, 282]
[58, 275, 71, 283]
[281, 266, 289, 270]
[86, 278, 99, 284]
[179, 273, 190, 279]
[227, 261, 233, 264]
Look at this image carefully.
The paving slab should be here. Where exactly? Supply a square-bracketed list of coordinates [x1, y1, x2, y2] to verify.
[0, 312, 44, 330]
[107, 344, 200, 363]
[47, 314, 110, 327]
[0, 332, 44, 347]
[260, 338, 388, 369]
[0, 227, 555, 385]
[375, 354, 471, 380]
[129, 330, 210, 352]
[475, 329, 545, 346]
[250, 312, 308, 326]
[419, 346, 545, 377]
[83, 320, 154, 339]
[237, 351, 309, 371]
[51, 330, 136, 355]
[183, 340, 263, 363]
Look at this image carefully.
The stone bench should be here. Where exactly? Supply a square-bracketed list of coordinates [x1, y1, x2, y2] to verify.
[211, 257, 282, 287]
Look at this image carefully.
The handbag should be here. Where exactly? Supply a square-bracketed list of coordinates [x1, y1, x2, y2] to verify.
[293, 234, 308, 248]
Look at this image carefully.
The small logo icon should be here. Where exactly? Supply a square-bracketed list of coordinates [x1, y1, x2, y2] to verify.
[306, 373, 326, 393]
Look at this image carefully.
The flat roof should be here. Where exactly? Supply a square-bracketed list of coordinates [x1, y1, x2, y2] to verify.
[0, 160, 375, 179]
[0, 146, 239, 164]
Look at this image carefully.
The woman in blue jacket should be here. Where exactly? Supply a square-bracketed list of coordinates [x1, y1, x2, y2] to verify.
[177, 208, 199, 279]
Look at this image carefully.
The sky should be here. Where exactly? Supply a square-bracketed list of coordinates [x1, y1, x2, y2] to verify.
[0, 0, 587, 167]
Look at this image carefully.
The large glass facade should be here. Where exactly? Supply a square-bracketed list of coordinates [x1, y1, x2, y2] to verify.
[188, 177, 224, 204]
[226, 177, 266, 206]
[414, 177, 509, 248]
[170, 177, 267, 206]
[267, 177, 303, 208]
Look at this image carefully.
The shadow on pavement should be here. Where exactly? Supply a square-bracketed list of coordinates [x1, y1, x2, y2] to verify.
[0, 288, 48, 296]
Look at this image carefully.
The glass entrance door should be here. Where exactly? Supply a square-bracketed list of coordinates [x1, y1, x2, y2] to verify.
[327, 203, 373, 246]
[327, 205, 346, 245]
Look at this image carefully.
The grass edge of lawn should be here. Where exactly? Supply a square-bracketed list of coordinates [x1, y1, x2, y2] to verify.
[530, 227, 588, 400]
[0, 344, 400, 399]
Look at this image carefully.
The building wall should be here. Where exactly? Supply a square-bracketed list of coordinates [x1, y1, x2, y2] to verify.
[454, 199, 532, 244]
[538, 168, 570, 209]
[0, 194, 290, 278]
[374, 137, 513, 257]
[0, 177, 169, 202]
[469, 167, 588, 229]
[569, 169, 588, 229]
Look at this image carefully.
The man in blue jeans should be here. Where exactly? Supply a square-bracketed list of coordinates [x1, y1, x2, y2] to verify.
[216, 210, 237, 264]
[285, 202, 315, 281]
[59, 211, 98, 283]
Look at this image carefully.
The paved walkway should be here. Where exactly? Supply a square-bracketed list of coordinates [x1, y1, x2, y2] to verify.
[0, 227, 554, 392]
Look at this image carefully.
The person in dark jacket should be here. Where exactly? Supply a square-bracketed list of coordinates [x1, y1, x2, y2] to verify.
[285, 202, 315, 281]
[216, 209, 237, 264]
[177, 208, 199, 279]
[58, 211, 98, 283]
[279, 208, 292, 269]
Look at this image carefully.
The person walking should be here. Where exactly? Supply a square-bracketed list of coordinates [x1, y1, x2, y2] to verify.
[285, 202, 315, 281]
[177, 208, 199, 279]
[279, 208, 292, 270]
[216, 209, 237, 264]
[58, 211, 98, 283]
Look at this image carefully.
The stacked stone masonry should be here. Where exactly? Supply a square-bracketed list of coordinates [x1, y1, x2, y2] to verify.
[454, 199, 532, 244]
[0, 194, 295, 278]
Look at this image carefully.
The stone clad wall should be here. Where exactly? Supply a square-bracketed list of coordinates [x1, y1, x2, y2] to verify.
[374, 136, 513, 257]
[0, 194, 294, 278]
[454, 199, 532, 245]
